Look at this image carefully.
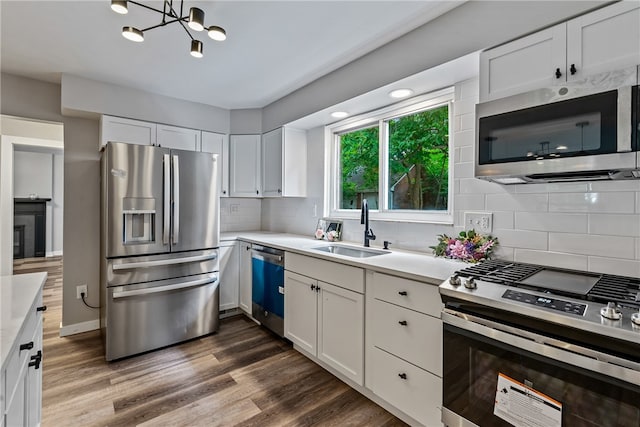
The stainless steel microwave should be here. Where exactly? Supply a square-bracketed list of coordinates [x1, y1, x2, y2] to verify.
[475, 67, 640, 184]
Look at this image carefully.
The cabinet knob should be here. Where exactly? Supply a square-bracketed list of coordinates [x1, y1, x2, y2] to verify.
[555, 68, 562, 79]
[277, 189, 282, 194]
[311, 284, 316, 291]
[398, 320, 408, 326]
[37, 305, 47, 312]
[20, 341, 34, 351]
[398, 373, 407, 380]
[570, 64, 577, 75]
[398, 291, 408, 296]
[256, 190, 259, 195]
[222, 190, 227, 195]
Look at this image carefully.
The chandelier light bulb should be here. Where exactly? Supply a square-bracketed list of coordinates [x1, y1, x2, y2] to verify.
[190, 40, 204, 58]
[188, 7, 205, 32]
[111, 0, 128, 14]
[207, 26, 227, 41]
[122, 26, 144, 42]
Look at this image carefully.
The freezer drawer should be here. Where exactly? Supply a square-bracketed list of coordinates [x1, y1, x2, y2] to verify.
[104, 272, 219, 361]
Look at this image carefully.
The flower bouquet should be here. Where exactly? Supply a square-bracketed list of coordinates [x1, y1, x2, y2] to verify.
[430, 229, 498, 263]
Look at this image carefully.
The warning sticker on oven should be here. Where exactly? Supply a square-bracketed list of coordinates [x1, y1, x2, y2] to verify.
[494, 373, 562, 427]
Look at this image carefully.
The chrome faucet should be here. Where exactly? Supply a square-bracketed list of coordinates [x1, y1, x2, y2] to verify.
[360, 199, 376, 247]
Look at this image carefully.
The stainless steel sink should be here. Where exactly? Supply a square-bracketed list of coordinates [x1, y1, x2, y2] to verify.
[311, 244, 389, 258]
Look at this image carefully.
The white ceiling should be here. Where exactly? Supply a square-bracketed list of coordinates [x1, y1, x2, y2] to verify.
[0, 1, 464, 110]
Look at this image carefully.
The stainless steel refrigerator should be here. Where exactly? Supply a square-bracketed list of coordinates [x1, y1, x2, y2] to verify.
[100, 141, 220, 361]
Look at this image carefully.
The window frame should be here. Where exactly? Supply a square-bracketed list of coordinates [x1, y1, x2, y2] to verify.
[325, 87, 455, 223]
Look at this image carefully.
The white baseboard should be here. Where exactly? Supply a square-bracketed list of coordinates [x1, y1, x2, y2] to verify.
[46, 251, 63, 257]
[59, 319, 99, 337]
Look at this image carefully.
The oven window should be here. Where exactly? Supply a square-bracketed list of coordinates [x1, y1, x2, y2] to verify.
[478, 90, 618, 165]
[443, 324, 640, 426]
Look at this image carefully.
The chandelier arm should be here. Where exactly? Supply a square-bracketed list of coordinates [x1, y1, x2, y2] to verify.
[175, 18, 196, 41]
[140, 17, 186, 33]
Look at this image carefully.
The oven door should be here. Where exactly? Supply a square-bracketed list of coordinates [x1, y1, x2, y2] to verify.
[441, 311, 640, 427]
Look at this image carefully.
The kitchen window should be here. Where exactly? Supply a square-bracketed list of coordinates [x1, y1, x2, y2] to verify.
[327, 87, 454, 223]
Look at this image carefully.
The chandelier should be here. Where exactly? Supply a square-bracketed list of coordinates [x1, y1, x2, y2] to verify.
[110, 1, 227, 58]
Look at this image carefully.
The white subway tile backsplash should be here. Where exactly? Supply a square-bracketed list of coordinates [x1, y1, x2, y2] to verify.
[549, 192, 635, 213]
[515, 212, 587, 233]
[454, 130, 474, 147]
[486, 193, 548, 212]
[514, 249, 588, 271]
[636, 237, 640, 259]
[459, 178, 513, 194]
[494, 229, 548, 250]
[636, 192, 640, 213]
[515, 182, 588, 194]
[588, 214, 640, 237]
[588, 256, 640, 277]
[454, 162, 474, 179]
[459, 146, 474, 163]
[453, 98, 475, 116]
[494, 246, 514, 261]
[459, 113, 475, 132]
[454, 194, 485, 211]
[492, 211, 514, 230]
[549, 233, 636, 259]
[587, 180, 640, 192]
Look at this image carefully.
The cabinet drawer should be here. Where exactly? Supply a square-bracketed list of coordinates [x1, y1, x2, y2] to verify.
[371, 272, 442, 316]
[286, 253, 364, 293]
[369, 347, 442, 427]
[371, 299, 442, 376]
[4, 300, 40, 403]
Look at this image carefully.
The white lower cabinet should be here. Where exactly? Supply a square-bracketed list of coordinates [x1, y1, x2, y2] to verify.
[3, 291, 44, 427]
[219, 241, 239, 311]
[366, 271, 444, 427]
[238, 241, 252, 315]
[284, 253, 365, 386]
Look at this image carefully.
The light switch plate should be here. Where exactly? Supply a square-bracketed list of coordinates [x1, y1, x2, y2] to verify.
[464, 212, 493, 233]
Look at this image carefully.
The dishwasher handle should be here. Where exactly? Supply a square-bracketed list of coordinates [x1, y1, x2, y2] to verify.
[251, 248, 284, 266]
[112, 275, 218, 299]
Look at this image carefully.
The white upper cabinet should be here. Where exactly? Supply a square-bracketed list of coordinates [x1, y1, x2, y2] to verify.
[566, 2, 640, 79]
[100, 115, 156, 149]
[480, 2, 640, 102]
[201, 131, 230, 197]
[229, 135, 262, 198]
[156, 124, 201, 151]
[262, 127, 307, 198]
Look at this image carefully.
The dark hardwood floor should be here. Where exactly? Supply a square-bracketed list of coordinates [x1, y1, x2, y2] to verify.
[13, 257, 408, 426]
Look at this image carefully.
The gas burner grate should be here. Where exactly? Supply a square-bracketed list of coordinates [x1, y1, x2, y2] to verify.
[455, 260, 542, 284]
[588, 275, 640, 308]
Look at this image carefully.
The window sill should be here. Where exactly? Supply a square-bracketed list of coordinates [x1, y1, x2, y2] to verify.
[329, 210, 453, 225]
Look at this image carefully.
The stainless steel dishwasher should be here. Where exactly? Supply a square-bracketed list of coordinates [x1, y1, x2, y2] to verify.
[251, 245, 285, 337]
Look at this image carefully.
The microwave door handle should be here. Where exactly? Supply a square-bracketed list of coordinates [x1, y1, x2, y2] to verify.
[163, 154, 170, 245]
[172, 154, 179, 245]
[618, 86, 632, 152]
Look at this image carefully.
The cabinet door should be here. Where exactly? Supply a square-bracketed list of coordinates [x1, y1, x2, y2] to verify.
[317, 282, 364, 385]
[157, 124, 201, 151]
[229, 135, 261, 197]
[281, 127, 307, 197]
[26, 318, 43, 427]
[567, 2, 640, 80]
[99, 115, 156, 149]
[201, 131, 229, 197]
[480, 24, 566, 102]
[284, 271, 318, 355]
[238, 241, 252, 314]
[5, 359, 28, 427]
[262, 128, 283, 197]
[219, 242, 239, 311]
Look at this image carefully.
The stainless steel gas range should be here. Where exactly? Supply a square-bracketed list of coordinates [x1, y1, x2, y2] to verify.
[439, 260, 640, 427]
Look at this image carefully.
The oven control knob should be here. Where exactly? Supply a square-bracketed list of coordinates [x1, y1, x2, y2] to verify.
[449, 275, 461, 287]
[464, 277, 476, 290]
[631, 310, 640, 326]
[600, 302, 622, 321]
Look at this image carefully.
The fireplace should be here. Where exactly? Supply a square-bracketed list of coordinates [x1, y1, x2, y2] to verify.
[14, 198, 50, 259]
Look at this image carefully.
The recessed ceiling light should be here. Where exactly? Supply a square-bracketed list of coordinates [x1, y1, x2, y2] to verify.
[389, 88, 414, 99]
[331, 111, 349, 119]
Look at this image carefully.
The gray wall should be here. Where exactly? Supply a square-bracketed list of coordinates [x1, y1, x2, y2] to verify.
[262, 1, 606, 130]
[1, 72, 100, 327]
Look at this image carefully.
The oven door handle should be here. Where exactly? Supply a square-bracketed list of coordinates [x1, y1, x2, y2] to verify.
[442, 310, 640, 387]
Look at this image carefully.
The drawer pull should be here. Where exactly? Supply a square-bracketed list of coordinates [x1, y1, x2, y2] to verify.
[20, 341, 34, 351]
[398, 291, 408, 296]
[398, 320, 408, 326]
[398, 373, 407, 380]
[311, 284, 316, 291]
[29, 350, 42, 369]
[36, 305, 47, 312]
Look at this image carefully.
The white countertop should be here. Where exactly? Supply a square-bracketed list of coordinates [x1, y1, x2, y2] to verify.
[221, 231, 463, 285]
[0, 272, 47, 368]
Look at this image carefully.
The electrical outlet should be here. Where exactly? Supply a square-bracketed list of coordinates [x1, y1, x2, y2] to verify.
[230, 204, 240, 214]
[76, 284, 88, 299]
[464, 212, 493, 233]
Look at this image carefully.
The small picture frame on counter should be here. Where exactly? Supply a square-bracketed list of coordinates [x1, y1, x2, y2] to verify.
[325, 220, 342, 242]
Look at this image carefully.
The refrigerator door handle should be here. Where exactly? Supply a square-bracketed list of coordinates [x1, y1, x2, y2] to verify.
[163, 154, 170, 245]
[112, 253, 218, 271]
[112, 275, 218, 299]
[172, 154, 179, 245]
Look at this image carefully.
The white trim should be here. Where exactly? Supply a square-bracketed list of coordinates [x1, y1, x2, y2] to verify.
[326, 88, 455, 224]
[59, 319, 100, 337]
[46, 251, 63, 257]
